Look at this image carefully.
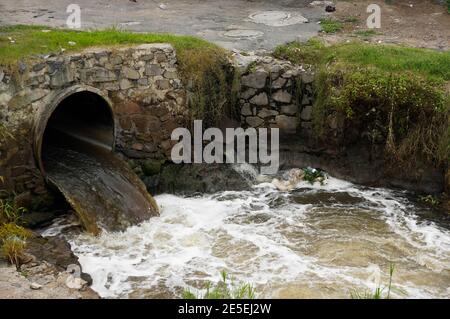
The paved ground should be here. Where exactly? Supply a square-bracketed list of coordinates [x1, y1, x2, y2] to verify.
[328, 0, 450, 50]
[1, 1, 449, 51]
[0, 260, 98, 299]
[0, 0, 325, 51]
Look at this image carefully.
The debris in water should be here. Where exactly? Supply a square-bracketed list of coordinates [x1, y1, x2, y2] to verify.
[271, 167, 328, 191]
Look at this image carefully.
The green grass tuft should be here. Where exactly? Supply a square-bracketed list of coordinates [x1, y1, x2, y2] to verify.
[344, 16, 359, 23]
[0, 198, 27, 224]
[351, 264, 396, 299]
[183, 270, 256, 299]
[0, 198, 30, 266]
[353, 29, 378, 37]
[319, 19, 344, 34]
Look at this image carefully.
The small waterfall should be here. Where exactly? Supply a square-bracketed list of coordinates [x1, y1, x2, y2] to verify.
[232, 163, 259, 183]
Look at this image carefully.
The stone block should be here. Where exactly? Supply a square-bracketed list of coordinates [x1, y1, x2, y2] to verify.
[241, 71, 268, 89]
[258, 108, 278, 118]
[246, 116, 264, 127]
[241, 88, 257, 99]
[281, 104, 298, 115]
[275, 115, 298, 134]
[122, 66, 140, 80]
[145, 64, 162, 76]
[250, 92, 269, 106]
[241, 103, 252, 116]
[300, 105, 313, 121]
[272, 90, 292, 103]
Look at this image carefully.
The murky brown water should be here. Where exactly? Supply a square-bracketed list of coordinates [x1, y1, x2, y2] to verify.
[45, 169, 450, 299]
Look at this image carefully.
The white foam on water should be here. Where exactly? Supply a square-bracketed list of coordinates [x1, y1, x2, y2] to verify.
[66, 174, 450, 299]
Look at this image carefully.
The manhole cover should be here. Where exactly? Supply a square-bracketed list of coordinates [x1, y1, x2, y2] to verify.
[248, 11, 308, 27]
[224, 29, 264, 38]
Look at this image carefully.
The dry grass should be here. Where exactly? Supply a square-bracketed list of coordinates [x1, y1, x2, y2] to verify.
[0, 198, 30, 266]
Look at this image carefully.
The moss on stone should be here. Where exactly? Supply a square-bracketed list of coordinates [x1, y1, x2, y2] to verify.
[142, 159, 164, 176]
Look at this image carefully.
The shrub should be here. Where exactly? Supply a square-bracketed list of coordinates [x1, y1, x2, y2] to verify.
[274, 40, 450, 170]
[312, 64, 449, 167]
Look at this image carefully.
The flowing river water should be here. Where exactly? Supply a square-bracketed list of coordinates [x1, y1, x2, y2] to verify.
[41, 165, 450, 299]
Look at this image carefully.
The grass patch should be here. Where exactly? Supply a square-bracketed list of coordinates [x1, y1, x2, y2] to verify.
[0, 198, 29, 266]
[319, 19, 344, 34]
[343, 16, 359, 23]
[2, 237, 27, 266]
[315, 63, 448, 166]
[353, 29, 378, 37]
[183, 270, 256, 299]
[273, 39, 450, 81]
[0, 25, 215, 66]
[274, 39, 450, 169]
[0, 25, 234, 126]
[0, 198, 27, 224]
[0, 222, 30, 240]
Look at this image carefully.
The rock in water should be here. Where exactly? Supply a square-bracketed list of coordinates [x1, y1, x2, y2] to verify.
[44, 146, 159, 234]
[325, 5, 336, 12]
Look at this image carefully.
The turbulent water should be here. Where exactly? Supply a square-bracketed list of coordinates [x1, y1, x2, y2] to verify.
[43, 167, 450, 299]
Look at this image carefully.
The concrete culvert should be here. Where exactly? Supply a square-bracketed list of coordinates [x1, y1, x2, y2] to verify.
[36, 89, 115, 175]
[33, 87, 159, 234]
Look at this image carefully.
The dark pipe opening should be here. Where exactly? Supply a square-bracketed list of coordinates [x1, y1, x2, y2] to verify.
[41, 91, 115, 172]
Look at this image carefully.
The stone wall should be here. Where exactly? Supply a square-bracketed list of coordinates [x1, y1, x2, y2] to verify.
[237, 56, 315, 136]
[0, 44, 186, 197]
[0, 47, 318, 198]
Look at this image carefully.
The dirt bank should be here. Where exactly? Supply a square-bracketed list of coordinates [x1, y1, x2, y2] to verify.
[0, 233, 99, 299]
